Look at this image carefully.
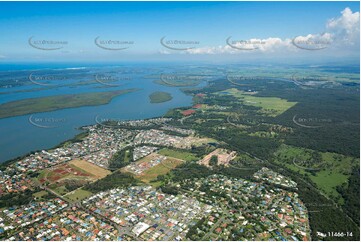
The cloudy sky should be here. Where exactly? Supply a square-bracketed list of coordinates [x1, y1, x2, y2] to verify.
[0, 1, 359, 64]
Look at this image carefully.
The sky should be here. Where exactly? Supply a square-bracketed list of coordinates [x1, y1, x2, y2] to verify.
[0, 1, 359, 64]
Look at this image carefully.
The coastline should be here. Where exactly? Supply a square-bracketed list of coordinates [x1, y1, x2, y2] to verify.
[0, 100, 193, 166]
[0, 128, 89, 168]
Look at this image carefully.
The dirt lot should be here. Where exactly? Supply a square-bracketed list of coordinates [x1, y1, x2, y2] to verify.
[69, 159, 111, 179]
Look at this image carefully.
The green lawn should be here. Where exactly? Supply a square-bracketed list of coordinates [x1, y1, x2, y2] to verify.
[37, 170, 47, 180]
[52, 185, 68, 196]
[217, 88, 297, 116]
[65, 189, 93, 202]
[309, 171, 348, 201]
[158, 148, 199, 161]
[33, 190, 49, 199]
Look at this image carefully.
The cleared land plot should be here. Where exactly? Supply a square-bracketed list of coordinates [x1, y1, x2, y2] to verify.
[122, 153, 161, 174]
[37, 160, 110, 195]
[69, 159, 111, 179]
[217, 88, 297, 116]
[37, 163, 93, 185]
[134, 158, 184, 184]
[199, 148, 236, 167]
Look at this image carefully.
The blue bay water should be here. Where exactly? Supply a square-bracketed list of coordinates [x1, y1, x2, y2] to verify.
[0, 65, 196, 163]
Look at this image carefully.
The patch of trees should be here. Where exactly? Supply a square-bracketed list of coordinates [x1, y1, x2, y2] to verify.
[170, 163, 214, 182]
[160, 185, 179, 195]
[56, 130, 89, 148]
[108, 147, 134, 170]
[190, 144, 216, 157]
[83, 171, 139, 193]
[0, 188, 40, 208]
[209, 155, 218, 166]
[63, 179, 88, 192]
[186, 217, 206, 240]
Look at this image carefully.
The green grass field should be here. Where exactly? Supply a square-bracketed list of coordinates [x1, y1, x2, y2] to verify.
[124, 150, 131, 162]
[217, 88, 297, 116]
[65, 189, 93, 202]
[33, 190, 49, 199]
[136, 158, 183, 184]
[158, 148, 199, 161]
[52, 185, 68, 196]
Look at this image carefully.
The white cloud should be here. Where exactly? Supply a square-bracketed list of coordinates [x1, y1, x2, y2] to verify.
[185, 37, 295, 54]
[326, 7, 360, 45]
[170, 7, 359, 55]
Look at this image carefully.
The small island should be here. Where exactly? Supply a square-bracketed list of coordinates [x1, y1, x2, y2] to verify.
[149, 91, 173, 103]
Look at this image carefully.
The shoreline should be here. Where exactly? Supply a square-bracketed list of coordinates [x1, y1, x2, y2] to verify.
[0, 102, 193, 166]
[0, 127, 88, 168]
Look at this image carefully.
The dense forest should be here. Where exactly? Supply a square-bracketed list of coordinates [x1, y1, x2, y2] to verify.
[337, 167, 360, 225]
[0, 188, 40, 208]
[186, 77, 359, 157]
